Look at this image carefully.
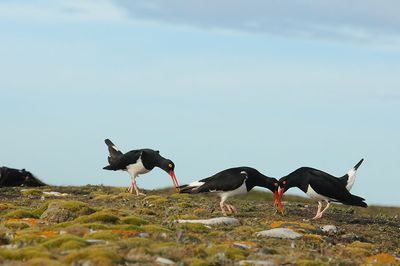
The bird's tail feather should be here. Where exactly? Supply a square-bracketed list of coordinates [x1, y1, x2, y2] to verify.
[104, 139, 123, 165]
[341, 158, 364, 191]
[343, 194, 368, 208]
[178, 184, 198, 194]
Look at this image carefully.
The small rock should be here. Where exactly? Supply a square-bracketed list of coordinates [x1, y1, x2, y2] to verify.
[239, 260, 276, 266]
[256, 228, 303, 239]
[43, 191, 69, 197]
[156, 257, 175, 265]
[138, 232, 150, 238]
[176, 217, 240, 226]
[85, 239, 106, 244]
[321, 225, 337, 234]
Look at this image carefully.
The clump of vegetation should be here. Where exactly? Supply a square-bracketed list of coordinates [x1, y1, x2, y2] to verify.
[75, 211, 120, 224]
[41, 235, 88, 249]
[63, 246, 123, 266]
[0, 246, 51, 260]
[121, 216, 149, 226]
[4, 209, 38, 219]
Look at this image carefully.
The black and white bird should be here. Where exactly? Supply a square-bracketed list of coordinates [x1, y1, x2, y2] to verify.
[102, 139, 180, 195]
[278, 159, 367, 219]
[179, 167, 284, 216]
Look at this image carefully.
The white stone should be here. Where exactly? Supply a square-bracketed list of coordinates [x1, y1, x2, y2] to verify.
[156, 257, 175, 265]
[42, 191, 69, 197]
[176, 217, 240, 226]
[256, 228, 302, 239]
[321, 225, 338, 233]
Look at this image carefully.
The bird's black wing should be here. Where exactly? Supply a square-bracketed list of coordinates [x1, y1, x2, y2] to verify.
[308, 171, 362, 202]
[193, 168, 248, 193]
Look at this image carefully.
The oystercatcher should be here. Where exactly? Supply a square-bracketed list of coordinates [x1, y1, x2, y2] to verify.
[102, 139, 179, 195]
[278, 159, 367, 219]
[179, 167, 284, 216]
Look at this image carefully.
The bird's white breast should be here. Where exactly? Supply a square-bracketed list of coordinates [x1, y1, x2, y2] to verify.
[306, 185, 330, 201]
[219, 181, 248, 201]
[126, 157, 150, 177]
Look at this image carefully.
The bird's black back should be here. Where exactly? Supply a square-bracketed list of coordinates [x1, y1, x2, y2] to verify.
[105, 148, 162, 171]
[189, 167, 276, 193]
[283, 167, 367, 207]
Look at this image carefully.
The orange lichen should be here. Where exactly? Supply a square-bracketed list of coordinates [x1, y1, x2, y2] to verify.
[7, 218, 44, 226]
[364, 253, 398, 265]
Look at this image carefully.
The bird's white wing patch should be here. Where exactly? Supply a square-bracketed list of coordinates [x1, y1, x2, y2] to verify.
[346, 168, 357, 191]
[188, 181, 205, 187]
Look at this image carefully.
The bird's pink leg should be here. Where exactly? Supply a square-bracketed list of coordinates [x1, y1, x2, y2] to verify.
[312, 201, 323, 219]
[219, 199, 228, 216]
[317, 201, 331, 218]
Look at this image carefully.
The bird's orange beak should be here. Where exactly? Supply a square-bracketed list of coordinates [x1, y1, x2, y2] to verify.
[274, 190, 284, 215]
[169, 170, 180, 192]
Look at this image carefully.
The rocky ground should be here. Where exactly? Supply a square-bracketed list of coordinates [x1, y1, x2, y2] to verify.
[0, 185, 399, 266]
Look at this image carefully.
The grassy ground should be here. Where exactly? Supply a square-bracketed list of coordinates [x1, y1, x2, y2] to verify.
[0, 185, 398, 265]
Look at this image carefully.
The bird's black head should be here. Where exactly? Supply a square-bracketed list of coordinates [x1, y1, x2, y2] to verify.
[278, 175, 298, 198]
[160, 159, 180, 191]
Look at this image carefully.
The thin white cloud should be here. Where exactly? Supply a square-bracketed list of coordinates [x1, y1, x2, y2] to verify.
[112, 0, 400, 44]
[0, 0, 127, 23]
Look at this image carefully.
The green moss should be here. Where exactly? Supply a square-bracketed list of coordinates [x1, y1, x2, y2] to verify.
[5, 222, 30, 230]
[41, 235, 87, 249]
[63, 246, 122, 266]
[179, 223, 209, 233]
[185, 258, 211, 266]
[109, 224, 140, 230]
[60, 239, 89, 250]
[140, 224, 170, 233]
[86, 231, 119, 241]
[169, 193, 191, 200]
[135, 208, 157, 215]
[75, 211, 120, 224]
[33, 202, 50, 216]
[119, 237, 153, 248]
[4, 209, 38, 219]
[143, 195, 168, 205]
[25, 258, 65, 266]
[21, 189, 43, 196]
[12, 235, 47, 246]
[0, 246, 51, 260]
[206, 244, 248, 260]
[121, 216, 149, 226]
[81, 223, 111, 230]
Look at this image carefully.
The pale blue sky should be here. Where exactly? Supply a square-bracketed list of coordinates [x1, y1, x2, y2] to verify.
[0, 1, 399, 205]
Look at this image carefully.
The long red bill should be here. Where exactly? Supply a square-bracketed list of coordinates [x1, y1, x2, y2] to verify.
[169, 171, 180, 192]
[274, 191, 284, 215]
[278, 187, 284, 200]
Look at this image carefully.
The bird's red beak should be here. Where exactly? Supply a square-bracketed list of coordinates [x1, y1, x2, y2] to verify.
[169, 170, 180, 192]
[278, 187, 285, 200]
[273, 191, 284, 215]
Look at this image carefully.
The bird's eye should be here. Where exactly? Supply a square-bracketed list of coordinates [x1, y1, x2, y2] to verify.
[274, 183, 278, 187]
[282, 181, 286, 185]
[168, 164, 173, 168]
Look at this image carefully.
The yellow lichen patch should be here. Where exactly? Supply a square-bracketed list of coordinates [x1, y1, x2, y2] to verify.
[169, 193, 191, 200]
[86, 231, 119, 241]
[205, 244, 248, 260]
[343, 242, 375, 257]
[75, 211, 120, 224]
[7, 218, 43, 226]
[25, 258, 64, 266]
[297, 259, 329, 266]
[364, 253, 398, 265]
[303, 234, 323, 240]
[21, 189, 43, 196]
[270, 221, 316, 230]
